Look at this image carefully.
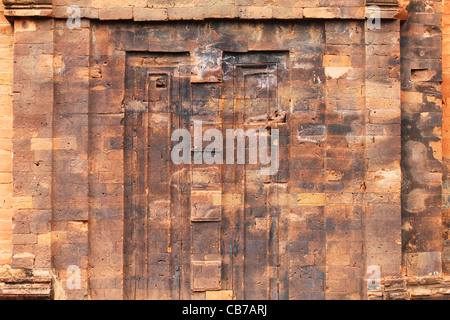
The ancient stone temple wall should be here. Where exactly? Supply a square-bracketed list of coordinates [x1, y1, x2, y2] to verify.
[0, 0, 448, 300]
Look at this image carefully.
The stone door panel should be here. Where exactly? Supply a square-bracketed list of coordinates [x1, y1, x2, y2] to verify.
[123, 49, 292, 299]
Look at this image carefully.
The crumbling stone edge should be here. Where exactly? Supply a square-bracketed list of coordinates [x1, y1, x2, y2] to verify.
[368, 276, 450, 300]
[0, 266, 52, 300]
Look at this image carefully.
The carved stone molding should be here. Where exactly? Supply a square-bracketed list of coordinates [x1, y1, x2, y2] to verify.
[3, 0, 52, 17]
[368, 276, 450, 300]
[366, 0, 410, 20]
[1, 0, 410, 20]
[0, 276, 52, 300]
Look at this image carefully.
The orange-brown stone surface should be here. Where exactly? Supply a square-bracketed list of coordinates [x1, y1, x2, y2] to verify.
[0, 0, 448, 300]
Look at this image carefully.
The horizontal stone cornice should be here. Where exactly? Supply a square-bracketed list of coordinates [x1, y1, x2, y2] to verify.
[0, 0, 409, 21]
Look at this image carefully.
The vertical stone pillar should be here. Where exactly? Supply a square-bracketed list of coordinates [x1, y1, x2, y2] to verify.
[364, 19, 402, 290]
[51, 18, 90, 300]
[324, 20, 367, 300]
[88, 23, 125, 299]
[0, 2, 13, 268]
[11, 17, 53, 275]
[442, 0, 450, 276]
[401, 0, 443, 277]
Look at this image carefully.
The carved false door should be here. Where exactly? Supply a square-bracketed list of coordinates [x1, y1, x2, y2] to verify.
[124, 52, 191, 300]
[124, 51, 289, 300]
[221, 52, 290, 300]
